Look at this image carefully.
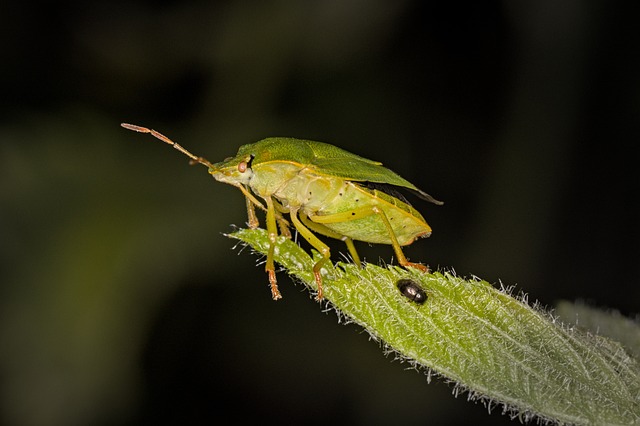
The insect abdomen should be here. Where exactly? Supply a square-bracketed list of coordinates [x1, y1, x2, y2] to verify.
[262, 167, 432, 247]
[306, 181, 432, 246]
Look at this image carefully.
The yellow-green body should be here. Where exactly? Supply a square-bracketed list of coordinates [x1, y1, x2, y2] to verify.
[121, 125, 442, 301]
[247, 161, 431, 246]
[210, 137, 442, 300]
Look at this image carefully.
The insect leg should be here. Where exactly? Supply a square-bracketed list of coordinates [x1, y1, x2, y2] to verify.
[299, 213, 361, 267]
[237, 184, 266, 211]
[272, 200, 292, 239]
[237, 185, 291, 237]
[244, 188, 260, 229]
[289, 207, 331, 300]
[343, 238, 362, 268]
[310, 207, 428, 272]
[264, 197, 282, 300]
[372, 206, 428, 273]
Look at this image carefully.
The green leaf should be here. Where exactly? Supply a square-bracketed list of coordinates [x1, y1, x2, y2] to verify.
[555, 300, 640, 361]
[229, 228, 640, 425]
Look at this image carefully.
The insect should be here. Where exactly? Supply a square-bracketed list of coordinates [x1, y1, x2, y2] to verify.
[396, 278, 428, 304]
[121, 123, 442, 301]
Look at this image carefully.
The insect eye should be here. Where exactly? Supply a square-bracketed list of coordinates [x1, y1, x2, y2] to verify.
[237, 155, 254, 173]
[396, 279, 427, 305]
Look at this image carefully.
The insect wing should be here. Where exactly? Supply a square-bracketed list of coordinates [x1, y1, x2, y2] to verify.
[236, 138, 315, 165]
[238, 137, 440, 205]
[304, 141, 443, 205]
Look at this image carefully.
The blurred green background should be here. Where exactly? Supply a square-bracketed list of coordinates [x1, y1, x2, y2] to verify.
[1, 1, 638, 425]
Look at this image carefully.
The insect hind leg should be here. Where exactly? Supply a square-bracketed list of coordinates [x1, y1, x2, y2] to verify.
[372, 206, 428, 272]
[309, 206, 428, 273]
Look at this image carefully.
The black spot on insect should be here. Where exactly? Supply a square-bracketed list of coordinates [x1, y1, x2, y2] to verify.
[396, 279, 427, 305]
[351, 212, 356, 216]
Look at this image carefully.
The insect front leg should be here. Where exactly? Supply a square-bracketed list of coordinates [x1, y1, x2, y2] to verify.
[310, 207, 428, 273]
[238, 185, 291, 237]
[264, 196, 282, 300]
[238, 185, 263, 229]
[245, 190, 259, 229]
[289, 207, 331, 301]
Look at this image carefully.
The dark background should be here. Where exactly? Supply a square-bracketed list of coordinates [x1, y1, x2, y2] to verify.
[1, 1, 638, 425]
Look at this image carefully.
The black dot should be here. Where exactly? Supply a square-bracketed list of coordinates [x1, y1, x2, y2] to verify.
[396, 279, 427, 304]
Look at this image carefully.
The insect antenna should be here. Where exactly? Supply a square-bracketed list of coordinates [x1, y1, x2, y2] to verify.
[120, 123, 215, 169]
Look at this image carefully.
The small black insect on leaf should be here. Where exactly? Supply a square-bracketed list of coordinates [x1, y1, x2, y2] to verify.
[396, 279, 427, 305]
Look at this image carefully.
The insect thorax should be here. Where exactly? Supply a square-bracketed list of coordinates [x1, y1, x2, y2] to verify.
[251, 164, 348, 211]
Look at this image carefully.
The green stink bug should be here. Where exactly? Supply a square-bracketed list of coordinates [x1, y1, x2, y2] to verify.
[121, 123, 442, 301]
